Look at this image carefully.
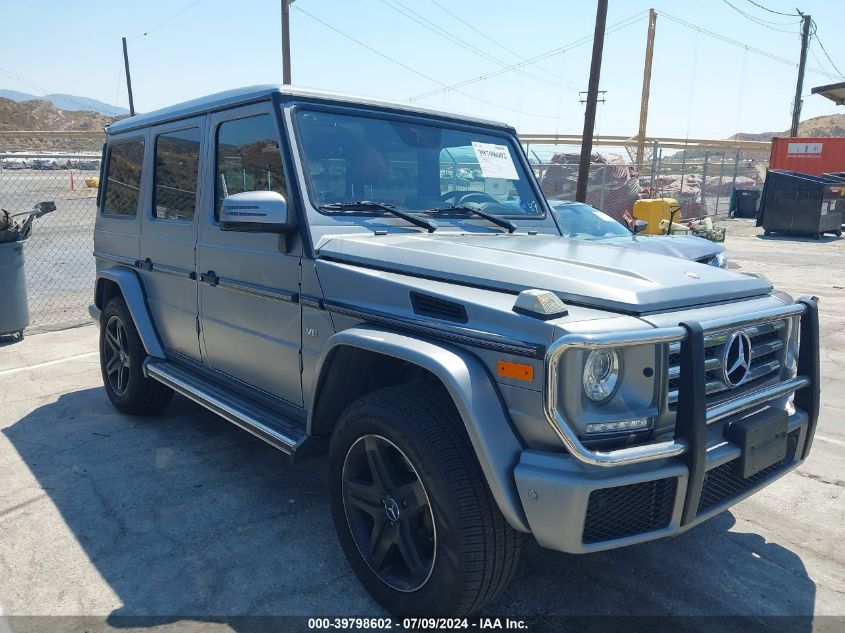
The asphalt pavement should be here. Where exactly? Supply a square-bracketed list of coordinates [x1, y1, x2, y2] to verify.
[0, 220, 842, 631]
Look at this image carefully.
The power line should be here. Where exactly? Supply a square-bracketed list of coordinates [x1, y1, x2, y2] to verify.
[426, 0, 573, 85]
[0, 65, 115, 113]
[292, 5, 573, 121]
[744, 0, 800, 17]
[658, 10, 840, 81]
[129, 0, 205, 39]
[411, 11, 649, 102]
[719, 0, 800, 32]
[811, 21, 845, 79]
[376, 0, 579, 92]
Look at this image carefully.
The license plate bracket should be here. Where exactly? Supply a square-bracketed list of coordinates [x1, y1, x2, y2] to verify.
[724, 407, 788, 479]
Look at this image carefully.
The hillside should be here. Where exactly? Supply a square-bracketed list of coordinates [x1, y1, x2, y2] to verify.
[0, 97, 121, 150]
[731, 113, 845, 141]
[0, 89, 128, 116]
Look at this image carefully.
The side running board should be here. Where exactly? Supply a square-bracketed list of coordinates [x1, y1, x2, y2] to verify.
[144, 360, 308, 456]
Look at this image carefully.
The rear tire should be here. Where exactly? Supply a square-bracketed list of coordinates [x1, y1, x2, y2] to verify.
[99, 296, 173, 415]
[328, 383, 521, 616]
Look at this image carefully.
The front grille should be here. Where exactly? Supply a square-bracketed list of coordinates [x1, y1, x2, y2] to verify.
[697, 428, 800, 515]
[583, 477, 677, 544]
[667, 319, 789, 411]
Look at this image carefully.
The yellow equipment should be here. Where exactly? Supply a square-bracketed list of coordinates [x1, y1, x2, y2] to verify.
[633, 198, 680, 235]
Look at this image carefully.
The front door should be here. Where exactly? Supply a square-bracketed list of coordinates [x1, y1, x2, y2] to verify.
[138, 118, 205, 361]
[196, 104, 303, 406]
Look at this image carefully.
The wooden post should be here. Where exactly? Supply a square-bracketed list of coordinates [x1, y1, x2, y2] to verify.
[122, 37, 135, 116]
[282, 0, 292, 85]
[636, 9, 657, 170]
[576, 0, 608, 203]
[790, 14, 811, 137]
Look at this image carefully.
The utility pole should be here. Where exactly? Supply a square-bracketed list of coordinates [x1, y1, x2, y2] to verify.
[282, 0, 293, 84]
[636, 9, 657, 169]
[790, 13, 811, 137]
[121, 37, 136, 116]
[576, 0, 608, 203]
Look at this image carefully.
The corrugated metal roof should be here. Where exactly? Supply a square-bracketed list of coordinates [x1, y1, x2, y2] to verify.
[106, 85, 511, 134]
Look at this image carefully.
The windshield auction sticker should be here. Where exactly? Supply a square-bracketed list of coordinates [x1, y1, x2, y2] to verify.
[472, 142, 520, 180]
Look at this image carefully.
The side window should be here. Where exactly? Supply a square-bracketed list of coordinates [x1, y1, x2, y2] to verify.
[153, 127, 201, 221]
[102, 139, 144, 216]
[215, 114, 286, 218]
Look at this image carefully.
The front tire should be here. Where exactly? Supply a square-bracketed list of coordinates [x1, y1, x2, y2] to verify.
[328, 383, 521, 616]
[99, 296, 173, 415]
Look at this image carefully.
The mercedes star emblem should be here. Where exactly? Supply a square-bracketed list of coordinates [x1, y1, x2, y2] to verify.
[723, 330, 753, 387]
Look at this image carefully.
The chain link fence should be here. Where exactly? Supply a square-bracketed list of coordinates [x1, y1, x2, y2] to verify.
[0, 132, 103, 330]
[1, 131, 771, 332]
[526, 143, 769, 226]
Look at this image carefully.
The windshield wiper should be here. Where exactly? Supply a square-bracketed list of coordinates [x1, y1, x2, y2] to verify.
[422, 204, 517, 234]
[319, 201, 437, 233]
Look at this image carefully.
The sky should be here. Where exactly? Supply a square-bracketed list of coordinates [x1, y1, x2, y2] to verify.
[1, 0, 844, 140]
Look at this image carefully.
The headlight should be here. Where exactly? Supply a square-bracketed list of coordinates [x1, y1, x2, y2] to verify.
[708, 253, 727, 268]
[582, 349, 621, 402]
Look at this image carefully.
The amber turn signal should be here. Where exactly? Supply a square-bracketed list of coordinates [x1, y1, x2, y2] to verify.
[497, 360, 534, 381]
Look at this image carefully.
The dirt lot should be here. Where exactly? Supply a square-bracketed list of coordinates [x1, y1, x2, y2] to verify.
[0, 220, 843, 631]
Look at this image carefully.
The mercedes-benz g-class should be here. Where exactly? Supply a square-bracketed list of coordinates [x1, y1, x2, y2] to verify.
[90, 86, 820, 616]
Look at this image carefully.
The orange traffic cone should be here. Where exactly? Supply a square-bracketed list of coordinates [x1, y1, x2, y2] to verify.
[70, 171, 75, 191]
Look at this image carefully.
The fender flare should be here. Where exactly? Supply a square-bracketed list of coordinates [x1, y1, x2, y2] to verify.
[310, 326, 529, 532]
[96, 267, 166, 359]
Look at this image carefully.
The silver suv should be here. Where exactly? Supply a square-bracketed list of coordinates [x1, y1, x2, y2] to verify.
[90, 86, 820, 616]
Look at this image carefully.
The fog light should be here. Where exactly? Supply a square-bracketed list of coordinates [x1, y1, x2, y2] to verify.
[586, 418, 650, 434]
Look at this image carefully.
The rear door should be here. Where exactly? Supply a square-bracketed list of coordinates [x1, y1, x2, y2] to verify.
[196, 103, 303, 406]
[138, 117, 205, 361]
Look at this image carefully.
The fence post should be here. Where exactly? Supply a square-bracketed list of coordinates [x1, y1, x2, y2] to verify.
[714, 154, 726, 216]
[600, 160, 607, 210]
[700, 151, 709, 214]
[729, 147, 740, 217]
[649, 139, 659, 196]
[679, 147, 687, 215]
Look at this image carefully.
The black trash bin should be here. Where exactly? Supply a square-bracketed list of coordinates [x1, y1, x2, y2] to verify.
[758, 170, 845, 239]
[731, 188, 761, 218]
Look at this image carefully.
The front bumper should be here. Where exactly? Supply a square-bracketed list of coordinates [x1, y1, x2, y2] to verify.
[514, 409, 808, 554]
[516, 297, 820, 554]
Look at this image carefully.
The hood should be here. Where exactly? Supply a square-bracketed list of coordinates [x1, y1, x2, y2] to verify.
[599, 234, 724, 261]
[317, 232, 769, 314]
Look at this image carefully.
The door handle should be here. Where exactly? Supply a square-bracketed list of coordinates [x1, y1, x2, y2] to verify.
[199, 271, 219, 286]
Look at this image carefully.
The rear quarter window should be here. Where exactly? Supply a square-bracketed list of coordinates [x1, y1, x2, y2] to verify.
[102, 139, 145, 217]
[153, 127, 201, 221]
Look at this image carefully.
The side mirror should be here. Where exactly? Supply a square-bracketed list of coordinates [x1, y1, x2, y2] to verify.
[220, 191, 296, 234]
[633, 219, 648, 234]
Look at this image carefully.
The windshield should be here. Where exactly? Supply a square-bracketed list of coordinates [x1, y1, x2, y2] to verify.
[552, 203, 632, 240]
[294, 109, 543, 217]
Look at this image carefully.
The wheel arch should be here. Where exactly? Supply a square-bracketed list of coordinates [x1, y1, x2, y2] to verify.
[95, 267, 165, 359]
[309, 325, 529, 532]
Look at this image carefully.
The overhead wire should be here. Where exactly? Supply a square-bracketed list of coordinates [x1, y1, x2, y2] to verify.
[128, 0, 206, 39]
[719, 0, 801, 32]
[810, 21, 845, 80]
[292, 5, 574, 120]
[0, 65, 111, 112]
[376, 0, 579, 91]
[411, 10, 649, 102]
[657, 10, 840, 81]
[744, 0, 801, 17]
[425, 0, 575, 86]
